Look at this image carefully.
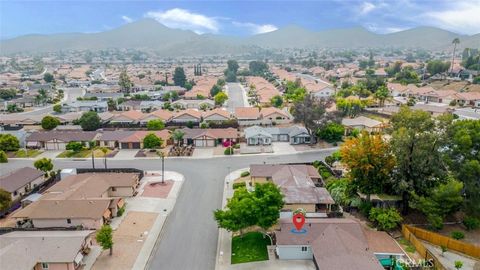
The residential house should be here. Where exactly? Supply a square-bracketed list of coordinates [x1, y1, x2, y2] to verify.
[455, 92, 480, 107]
[424, 90, 457, 104]
[181, 128, 238, 147]
[387, 82, 408, 97]
[235, 107, 261, 126]
[0, 230, 95, 270]
[109, 110, 145, 125]
[250, 164, 334, 216]
[171, 99, 215, 110]
[260, 107, 292, 125]
[140, 100, 164, 112]
[118, 130, 171, 149]
[13, 172, 140, 229]
[26, 131, 100, 150]
[139, 109, 174, 125]
[61, 100, 108, 113]
[83, 92, 124, 101]
[245, 125, 311, 145]
[202, 108, 232, 122]
[341, 116, 386, 134]
[275, 218, 404, 268]
[171, 109, 202, 124]
[0, 167, 45, 202]
[117, 100, 142, 111]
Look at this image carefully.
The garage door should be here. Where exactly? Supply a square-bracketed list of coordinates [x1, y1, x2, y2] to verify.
[132, 142, 141, 149]
[121, 143, 129, 149]
[195, 140, 205, 147]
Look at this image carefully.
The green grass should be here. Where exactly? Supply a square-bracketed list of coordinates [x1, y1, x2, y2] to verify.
[231, 232, 270, 264]
[57, 149, 92, 158]
[14, 149, 41, 158]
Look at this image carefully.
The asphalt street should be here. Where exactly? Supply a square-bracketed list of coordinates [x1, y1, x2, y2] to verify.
[0, 150, 334, 270]
[226, 83, 246, 113]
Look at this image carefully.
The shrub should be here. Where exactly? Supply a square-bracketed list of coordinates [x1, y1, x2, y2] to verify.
[0, 134, 20, 152]
[368, 207, 403, 231]
[317, 122, 345, 142]
[359, 200, 373, 217]
[0, 150, 7, 163]
[240, 171, 250, 177]
[463, 216, 480, 231]
[405, 245, 416, 253]
[233, 143, 240, 149]
[451, 231, 465, 240]
[224, 147, 234, 155]
[66, 141, 83, 152]
[117, 206, 126, 217]
[41, 116, 61, 130]
[232, 182, 246, 189]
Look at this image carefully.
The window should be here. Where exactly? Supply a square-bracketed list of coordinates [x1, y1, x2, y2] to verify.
[13, 191, 18, 196]
[67, 219, 71, 224]
[41, 263, 49, 269]
[301, 246, 308, 252]
[111, 187, 117, 191]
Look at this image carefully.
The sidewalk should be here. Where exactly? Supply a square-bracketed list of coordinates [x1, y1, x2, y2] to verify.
[215, 167, 249, 270]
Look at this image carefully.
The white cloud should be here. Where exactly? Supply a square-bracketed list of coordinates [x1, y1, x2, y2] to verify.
[360, 2, 376, 15]
[145, 8, 219, 34]
[233, 21, 278, 34]
[422, 1, 480, 34]
[121, 15, 133, 23]
[365, 23, 408, 34]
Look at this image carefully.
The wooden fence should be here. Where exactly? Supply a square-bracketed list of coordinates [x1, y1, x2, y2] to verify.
[405, 225, 480, 259]
[401, 225, 446, 270]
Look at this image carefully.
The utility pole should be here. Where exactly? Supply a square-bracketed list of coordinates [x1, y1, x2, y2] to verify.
[159, 151, 165, 184]
[91, 149, 95, 169]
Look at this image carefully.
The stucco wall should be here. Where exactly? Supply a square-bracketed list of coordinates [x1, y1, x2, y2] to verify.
[277, 245, 313, 260]
[34, 262, 75, 270]
[33, 218, 103, 229]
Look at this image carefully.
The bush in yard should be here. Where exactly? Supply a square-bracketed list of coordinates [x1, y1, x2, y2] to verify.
[240, 171, 250, 177]
[146, 119, 165, 130]
[143, 133, 163, 149]
[41, 116, 61, 130]
[359, 200, 373, 217]
[79, 111, 101, 131]
[454, 261, 463, 269]
[317, 122, 344, 143]
[96, 225, 114, 255]
[224, 147, 234, 155]
[232, 182, 246, 189]
[0, 134, 20, 152]
[0, 150, 8, 163]
[66, 141, 83, 152]
[463, 216, 480, 230]
[117, 206, 126, 217]
[451, 231, 465, 240]
[0, 188, 12, 212]
[369, 207, 403, 231]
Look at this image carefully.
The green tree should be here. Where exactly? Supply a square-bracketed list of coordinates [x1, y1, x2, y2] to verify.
[214, 92, 228, 106]
[385, 61, 402, 77]
[96, 225, 114, 255]
[79, 111, 101, 131]
[427, 60, 451, 75]
[210, 84, 222, 97]
[390, 106, 447, 213]
[43, 72, 54, 83]
[374, 86, 390, 107]
[0, 188, 12, 212]
[227, 60, 239, 74]
[225, 70, 237, 82]
[34, 158, 54, 176]
[0, 88, 17, 100]
[214, 182, 283, 234]
[410, 178, 464, 230]
[143, 133, 163, 149]
[0, 150, 7, 163]
[369, 207, 403, 231]
[292, 94, 335, 142]
[53, 104, 62, 113]
[249, 61, 268, 75]
[66, 141, 83, 152]
[173, 67, 186, 87]
[0, 134, 20, 152]
[444, 119, 480, 215]
[340, 132, 395, 202]
[172, 130, 185, 146]
[317, 122, 344, 142]
[118, 69, 133, 93]
[336, 97, 365, 117]
[147, 119, 165, 130]
[395, 66, 420, 84]
[41, 116, 61, 130]
[270, 95, 283, 108]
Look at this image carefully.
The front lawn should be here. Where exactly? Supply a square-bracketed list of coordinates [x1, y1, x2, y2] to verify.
[57, 149, 92, 158]
[231, 232, 270, 264]
[13, 149, 42, 158]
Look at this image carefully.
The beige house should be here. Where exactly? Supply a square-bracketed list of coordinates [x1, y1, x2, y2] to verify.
[13, 172, 138, 229]
[250, 164, 334, 216]
[0, 230, 95, 270]
[172, 109, 202, 123]
[0, 167, 45, 202]
[341, 116, 386, 134]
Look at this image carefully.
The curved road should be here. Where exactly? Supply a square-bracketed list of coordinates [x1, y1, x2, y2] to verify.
[0, 150, 334, 270]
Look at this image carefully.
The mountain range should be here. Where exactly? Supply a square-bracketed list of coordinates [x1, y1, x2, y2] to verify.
[1, 19, 479, 55]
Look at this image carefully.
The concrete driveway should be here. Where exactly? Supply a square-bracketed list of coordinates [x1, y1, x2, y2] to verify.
[272, 142, 297, 155]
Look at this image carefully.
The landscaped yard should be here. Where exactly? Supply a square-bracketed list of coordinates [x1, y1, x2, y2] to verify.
[231, 232, 270, 264]
[57, 148, 113, 158]
[9, 149, 42, 158]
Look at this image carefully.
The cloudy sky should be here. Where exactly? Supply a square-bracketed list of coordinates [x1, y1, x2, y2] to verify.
[1, 0, 479, 39]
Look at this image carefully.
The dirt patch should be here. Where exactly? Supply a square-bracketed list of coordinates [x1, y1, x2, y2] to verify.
[92, 211, 158, 270]
[434, 224, 480, 245]
[141, 180, 174, 198]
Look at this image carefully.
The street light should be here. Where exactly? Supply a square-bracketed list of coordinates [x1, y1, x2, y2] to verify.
[159, 151, 165, 184]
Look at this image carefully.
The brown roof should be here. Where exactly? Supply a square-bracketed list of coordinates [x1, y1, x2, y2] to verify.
[181, 128, 238, 139]
[173, 109, 202, 119]
[276, 218, 387, 270]
[202, 108, 231, 119]
[145, 110, 174, 121]
[12, 199, 110, 219]
[26, 131, 99, 142]
[260, 107, 290, 119]
[0, 167, 43, 193]
[363, 229, 404, 255]
[119, 130, 171, 143]
[235, 107, 260, 120]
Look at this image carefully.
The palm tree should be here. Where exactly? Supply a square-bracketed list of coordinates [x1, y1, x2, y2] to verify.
[100, 147, 108, 169]
[451, 38, 460, 73]
[172, 130, 185, 146]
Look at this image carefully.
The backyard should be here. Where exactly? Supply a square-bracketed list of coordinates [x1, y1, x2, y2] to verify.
[231, 232, 270, 264]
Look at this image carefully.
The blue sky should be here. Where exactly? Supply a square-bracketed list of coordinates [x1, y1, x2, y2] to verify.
[1, 0, 480, 39]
